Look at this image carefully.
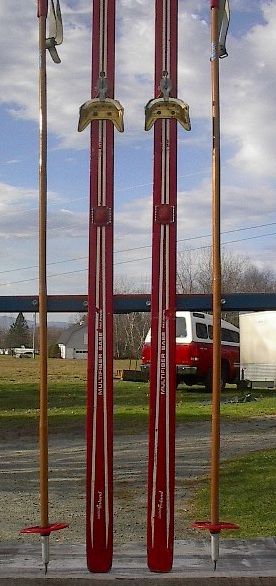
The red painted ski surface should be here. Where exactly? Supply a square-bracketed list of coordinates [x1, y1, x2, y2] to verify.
[147, 0, 178, 573]
[86, 0, 115, 573]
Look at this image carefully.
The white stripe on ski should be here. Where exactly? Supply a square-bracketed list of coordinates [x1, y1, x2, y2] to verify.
[104, 0, 108, 73]
[102, 230, 109, 547]
[102, 122, 107, 206]
[165, 223, 170, 548]
[90, 118, 109, 546]
[151, 117, 167, 545]
[166, 0, 171, 72]
[165, 119, 170, 547]
[151, 222, 165, 545]
[99, 0, 108, 73]
[101, 121, 110, 547]
[91, 226, 101, 546]
[162, 0, 170, 73]
[98, 122, 104, 206]
[99, 0, 104, 72]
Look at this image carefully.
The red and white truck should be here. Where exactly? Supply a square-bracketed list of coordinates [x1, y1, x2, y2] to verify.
[141, 311, 240, 390]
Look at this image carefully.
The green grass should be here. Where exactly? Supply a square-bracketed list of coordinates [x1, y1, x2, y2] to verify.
[176, 385, 276, 419]
[0, 356, 275, 539]
[190, 449, 276, 538]
[0, 356, 275, 436]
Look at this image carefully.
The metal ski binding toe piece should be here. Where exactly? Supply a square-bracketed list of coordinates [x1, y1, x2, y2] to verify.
[145, 71, 191, 131]
[78, 72, 124, 133]
[46, 0, 63, 63]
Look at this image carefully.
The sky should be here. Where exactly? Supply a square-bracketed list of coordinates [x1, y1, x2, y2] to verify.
[0, 0, 275, 322]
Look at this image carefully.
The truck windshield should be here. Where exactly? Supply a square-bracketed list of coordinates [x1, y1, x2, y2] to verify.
[176, 317, 187, 338]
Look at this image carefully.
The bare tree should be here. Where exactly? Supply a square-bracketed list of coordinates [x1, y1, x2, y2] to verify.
[177, 248, 276, 325]
[113, 278, 150, 360]
[177, 248, 276, 294]
[70, 279, 151, 360]
[0, 327, 7, 351]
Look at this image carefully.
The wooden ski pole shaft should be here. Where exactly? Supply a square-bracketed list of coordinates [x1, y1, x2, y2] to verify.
[38, 2, 49, 568]
[191, 2, 238, 566]
[21, 2, 68, 572]
[210, 2, 221, 567]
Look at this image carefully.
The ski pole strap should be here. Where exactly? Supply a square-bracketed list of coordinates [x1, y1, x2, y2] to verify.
[210, 0, 219, 8]
[37, 0, 48, 17]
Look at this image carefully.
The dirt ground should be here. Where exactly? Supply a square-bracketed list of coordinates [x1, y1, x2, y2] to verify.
[1, 417, 275, 545]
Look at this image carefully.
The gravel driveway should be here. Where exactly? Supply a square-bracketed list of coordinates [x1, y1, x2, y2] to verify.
[1, 418, 275, 545]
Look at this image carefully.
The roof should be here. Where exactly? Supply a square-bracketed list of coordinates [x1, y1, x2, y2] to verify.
[58, 323, 87, 345]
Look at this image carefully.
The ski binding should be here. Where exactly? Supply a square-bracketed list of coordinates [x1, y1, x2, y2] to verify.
[78, 98, 124, 132]
[145, 71, 191, 131]
[145, 97, 191, 131]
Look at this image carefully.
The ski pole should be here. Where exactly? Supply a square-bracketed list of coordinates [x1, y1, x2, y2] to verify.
[191, 1, 238, 570]
[21, 1, 68, 573]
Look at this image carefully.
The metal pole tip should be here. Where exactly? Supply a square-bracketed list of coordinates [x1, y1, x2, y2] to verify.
[214, 560, 217, 571]
[45, 562, 48, 574]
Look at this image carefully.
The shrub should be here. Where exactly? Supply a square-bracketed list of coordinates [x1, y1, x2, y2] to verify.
[48, 343, 61, 358]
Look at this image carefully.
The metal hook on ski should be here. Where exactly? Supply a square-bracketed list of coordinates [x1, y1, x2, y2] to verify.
[46, 0, 63, 64]
[145, 71, 191, 132]
[78, 72, 124, 133]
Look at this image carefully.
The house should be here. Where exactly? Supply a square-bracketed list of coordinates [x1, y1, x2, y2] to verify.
[58, 323, 88, 359]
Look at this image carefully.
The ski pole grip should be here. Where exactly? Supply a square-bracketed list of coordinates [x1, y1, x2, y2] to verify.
[210, 0, 219, 8]
[37, 0, 48, 17]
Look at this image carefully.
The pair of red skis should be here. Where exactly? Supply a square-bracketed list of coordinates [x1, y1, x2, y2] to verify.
[78, 0, 190, 573]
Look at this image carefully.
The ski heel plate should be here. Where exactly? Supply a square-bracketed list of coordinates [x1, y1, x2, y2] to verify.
[145, 97, 191, 131]
[78, 98, 124, 132]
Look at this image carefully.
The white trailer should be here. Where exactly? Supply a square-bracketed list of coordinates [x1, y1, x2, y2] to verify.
[239, 311, 276, 388]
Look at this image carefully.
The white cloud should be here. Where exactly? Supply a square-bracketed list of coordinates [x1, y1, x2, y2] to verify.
[0, 174, 274, 294]
[1, 0, 276, 180]
[0, 182, 37, 213]
[0, 182, 87, 241]
[220, 2, 276, 177]
[0, 1, 275, 296]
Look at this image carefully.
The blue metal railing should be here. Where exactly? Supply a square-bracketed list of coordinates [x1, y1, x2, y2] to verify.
[0, 293, 275, 313]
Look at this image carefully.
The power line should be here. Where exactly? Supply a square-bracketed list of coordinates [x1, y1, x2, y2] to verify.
[0, 221, 275, 276]
[0, 170, 206, 217]
[114, 221, 276, 254]
[0, 230, 275, 288]
[0, 256, 87, 276]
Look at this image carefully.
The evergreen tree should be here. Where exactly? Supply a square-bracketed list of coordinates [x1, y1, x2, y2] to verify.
[5, 312, 31, 349]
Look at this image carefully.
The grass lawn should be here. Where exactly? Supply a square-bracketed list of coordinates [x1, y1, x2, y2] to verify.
[0, 355, 275, 435]
[190, 449, 276, 538]
[0, 356, 275, 539]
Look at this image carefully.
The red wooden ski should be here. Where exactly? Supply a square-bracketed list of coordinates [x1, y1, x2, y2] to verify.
[145, 0, 190, 572]
[78, 0, 123, 573]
